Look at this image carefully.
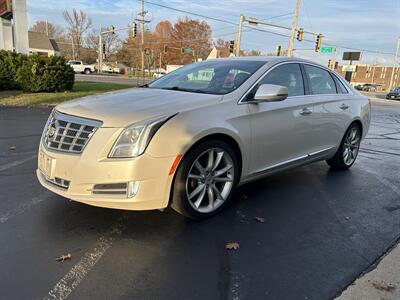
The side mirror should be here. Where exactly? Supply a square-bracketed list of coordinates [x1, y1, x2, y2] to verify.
[251, 84, 288, 102]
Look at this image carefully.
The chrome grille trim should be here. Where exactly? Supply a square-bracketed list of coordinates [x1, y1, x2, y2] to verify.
[42, 111, 102, 154]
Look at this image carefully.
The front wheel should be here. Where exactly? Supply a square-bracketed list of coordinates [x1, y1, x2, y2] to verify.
[327, 123, 361, 170]
[171, 140, 239, 219]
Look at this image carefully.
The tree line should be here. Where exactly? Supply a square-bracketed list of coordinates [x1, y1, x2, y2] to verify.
[30, 9, 263, 70]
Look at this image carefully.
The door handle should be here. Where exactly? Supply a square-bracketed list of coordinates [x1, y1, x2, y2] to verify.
[340, 103, 349, 110]
[299, 108, 312, 116]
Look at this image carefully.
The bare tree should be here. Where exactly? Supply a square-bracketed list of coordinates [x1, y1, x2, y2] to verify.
[30, 20, 65, 39]
[63, 9, 92, 59]
[86, 28, 120, 62]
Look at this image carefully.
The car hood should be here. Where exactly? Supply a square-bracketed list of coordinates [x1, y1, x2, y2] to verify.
[56, 88, 223, 127]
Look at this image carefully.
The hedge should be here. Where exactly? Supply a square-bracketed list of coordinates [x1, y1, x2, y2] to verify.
[0, 50, 74, 92]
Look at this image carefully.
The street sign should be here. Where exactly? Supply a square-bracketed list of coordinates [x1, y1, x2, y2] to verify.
[342, 65, 357, 72]
[183, 48, 193, 53]
[320, 47, 333, 53]
[343, 51, 361, 61]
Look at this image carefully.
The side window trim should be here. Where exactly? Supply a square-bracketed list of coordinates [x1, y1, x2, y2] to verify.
[299, 63, 311, 95]
[240, 62, 306, 103]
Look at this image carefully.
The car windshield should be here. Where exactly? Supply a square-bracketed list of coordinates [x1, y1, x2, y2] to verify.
[148, 60, 266, 95]
[392, 87, 400, 92]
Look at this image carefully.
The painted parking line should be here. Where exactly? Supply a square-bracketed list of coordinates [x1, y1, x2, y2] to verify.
[0, 191, 52, 224]
[0, 154, 36, 172]
[44, 215, 127, 300]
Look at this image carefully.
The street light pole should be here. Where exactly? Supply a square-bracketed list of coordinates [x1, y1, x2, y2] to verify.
[98, 25, 102, 73]
[235, 14, 244, 57]
[388, 37, 400, 91]
[287, 0, 301, 57]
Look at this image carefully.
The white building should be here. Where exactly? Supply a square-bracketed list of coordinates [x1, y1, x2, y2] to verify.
[0, 0, 29, 54]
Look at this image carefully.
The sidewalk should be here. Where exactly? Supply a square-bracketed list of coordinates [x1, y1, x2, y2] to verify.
[336, 243, 399, 300]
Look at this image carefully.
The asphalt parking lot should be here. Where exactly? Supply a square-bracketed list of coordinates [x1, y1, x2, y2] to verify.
[0, 100, 399, 300]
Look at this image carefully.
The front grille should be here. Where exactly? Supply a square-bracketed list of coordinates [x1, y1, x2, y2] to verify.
[43, 111, 102, 154]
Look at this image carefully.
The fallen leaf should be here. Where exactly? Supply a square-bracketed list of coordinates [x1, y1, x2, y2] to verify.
[372, 282, 396, 292]
[9, 145, 16, 150]
[255, 217, 265, 223]
[225, 242, 240, 250]
[56, 253, 72, 262]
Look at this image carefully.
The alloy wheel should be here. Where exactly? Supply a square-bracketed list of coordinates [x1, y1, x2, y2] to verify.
[343, 127, 361, 166]
[186, 148, 235, 213]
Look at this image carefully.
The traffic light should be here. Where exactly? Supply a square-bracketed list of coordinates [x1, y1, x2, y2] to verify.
[163, 45, 168, 53]
[276, 44, 282, 56]
[132, 23, 137, 38]
[315, 34, 322, 52]
[328, 59, 332, 69]
[229, 40, 235, 53]
[109, 25, 115, 34]
[296, 28, 303, 42]
[102, 43, 106, 59]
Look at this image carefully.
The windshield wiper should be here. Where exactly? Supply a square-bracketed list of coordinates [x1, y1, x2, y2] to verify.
[140, 83, 149, 88]
[161, 86, 207, 93]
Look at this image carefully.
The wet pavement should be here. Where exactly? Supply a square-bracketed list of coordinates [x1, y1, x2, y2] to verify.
[0, 100, 399, 300]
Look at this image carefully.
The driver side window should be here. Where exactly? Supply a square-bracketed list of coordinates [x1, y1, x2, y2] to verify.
[249, 63, 305, 99]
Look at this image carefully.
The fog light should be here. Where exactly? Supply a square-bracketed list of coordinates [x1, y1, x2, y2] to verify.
[127, 181, 140, 198]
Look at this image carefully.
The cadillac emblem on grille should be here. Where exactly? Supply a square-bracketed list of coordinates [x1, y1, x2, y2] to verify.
[42, 111, 102, 154]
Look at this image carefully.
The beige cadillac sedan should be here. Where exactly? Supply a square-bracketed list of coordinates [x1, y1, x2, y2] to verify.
[37, 57, 370, 219]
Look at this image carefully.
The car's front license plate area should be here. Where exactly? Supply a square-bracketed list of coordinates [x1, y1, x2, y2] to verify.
[39, 151, 55, 178]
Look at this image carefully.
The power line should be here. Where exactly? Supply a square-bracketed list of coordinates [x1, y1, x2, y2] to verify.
[137, 0, 397, 56]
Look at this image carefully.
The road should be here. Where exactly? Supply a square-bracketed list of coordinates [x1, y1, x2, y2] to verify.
[75, 74, 151, 86]
[0, 100, 399, 300]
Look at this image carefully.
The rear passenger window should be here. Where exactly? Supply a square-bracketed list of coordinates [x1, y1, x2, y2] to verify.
[333, 75, 349, 94]
[256, 63, 305, 97]
[304, 65, 336, 95]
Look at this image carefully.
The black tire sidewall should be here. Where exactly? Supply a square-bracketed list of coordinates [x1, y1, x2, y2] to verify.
[327, 123, 361, 169]
[171, 140, 239, 219]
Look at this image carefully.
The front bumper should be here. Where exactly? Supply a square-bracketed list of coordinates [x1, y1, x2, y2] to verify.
[36, 137, 177, 210]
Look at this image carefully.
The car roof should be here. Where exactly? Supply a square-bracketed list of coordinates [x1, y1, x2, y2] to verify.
[206, 56, 324, 66]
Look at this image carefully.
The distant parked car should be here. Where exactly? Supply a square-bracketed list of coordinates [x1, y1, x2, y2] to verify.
[102, 64, 121, 74]
[386, 87, 400, 100]
[153, 71, 166, 79]
[354, 84, 364, 91]
[67, 60, 95, 74]
[362, 84, 379, 92]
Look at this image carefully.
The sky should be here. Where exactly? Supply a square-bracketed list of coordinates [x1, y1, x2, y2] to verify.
[26, 0, 400, 65]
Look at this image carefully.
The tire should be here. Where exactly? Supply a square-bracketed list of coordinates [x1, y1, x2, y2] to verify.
[84, 68, 91, 74]
[326, 123, 362, 170]
[171, 140, 239, 220]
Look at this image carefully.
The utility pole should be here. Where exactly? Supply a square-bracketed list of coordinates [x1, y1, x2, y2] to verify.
[98, 25, 103, 73]
[287, 0, 301, 57]
[140, 0, 145, 76]
[235, 14, 244, 57]
[45, 19, 49, 37]
[71, 36, 75, 60]
[388, 37, 400, 91]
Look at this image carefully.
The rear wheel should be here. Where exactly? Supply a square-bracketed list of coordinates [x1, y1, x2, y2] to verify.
[327, 123, 361, 170]
[84, 68, 91, 74]
[171, 140, 239, 219]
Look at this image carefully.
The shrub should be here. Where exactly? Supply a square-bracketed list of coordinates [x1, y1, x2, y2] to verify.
[0, 50, 27, 90]
[16, 55, 75, 92]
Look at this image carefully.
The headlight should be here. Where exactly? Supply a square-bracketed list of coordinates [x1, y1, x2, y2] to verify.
[109, 114, 176, 158]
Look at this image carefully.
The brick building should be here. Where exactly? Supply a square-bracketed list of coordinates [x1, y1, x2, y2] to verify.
[334, 64, 400, 91]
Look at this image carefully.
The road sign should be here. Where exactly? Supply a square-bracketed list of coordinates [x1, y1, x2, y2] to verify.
[320, 47, 333, 53]
[343, 51, 361, 61]
[183, 48, 193, 53]
[342, 65, 357, 72]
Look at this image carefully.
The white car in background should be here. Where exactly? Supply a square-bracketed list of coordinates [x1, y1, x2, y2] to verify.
[38, 57, 370, 219]
[102, 64, 121, 74]
[67, 60, 95, 74]
[153, 71, 166, 79]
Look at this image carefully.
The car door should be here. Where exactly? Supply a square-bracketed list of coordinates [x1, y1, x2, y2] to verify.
[303, 64, 352, 154]
[246, 62, 314, 174]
